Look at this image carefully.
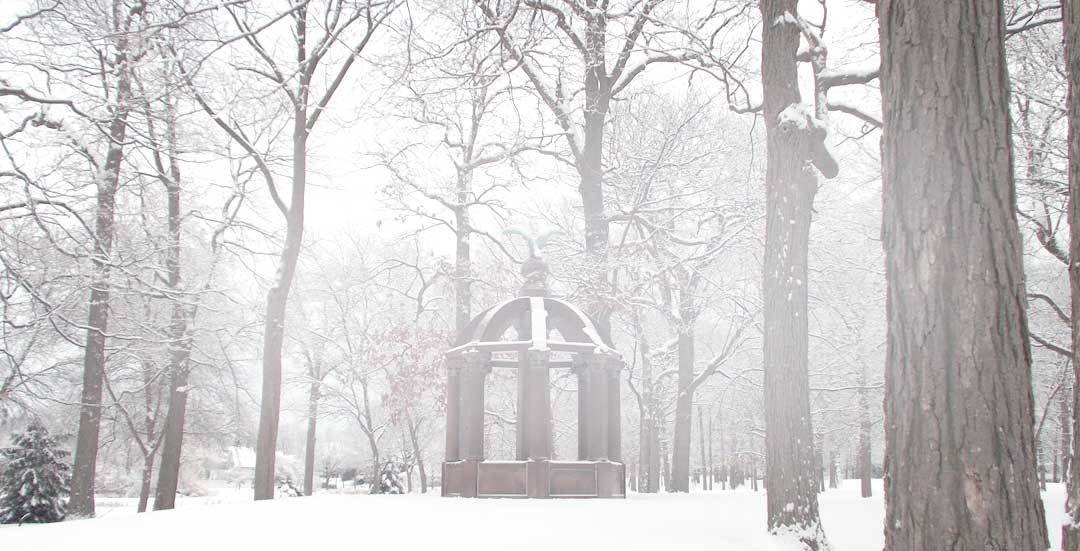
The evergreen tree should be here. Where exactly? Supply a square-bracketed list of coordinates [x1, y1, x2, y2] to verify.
[0, 421, 71, 524]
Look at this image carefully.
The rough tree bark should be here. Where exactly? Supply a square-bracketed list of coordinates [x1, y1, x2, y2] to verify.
[707, 411, 714, 491]
[254, 87, 307, 501]
[855, 365, 872, 499]
[634, 316, 661, 493]
[815, 434, 825, 493]
[828, 453, 836, 490]
[135, 356, 161, 513]
[661, 437, 671, 491]
[759, 0, 829, 545]
[671, 272, 745, 492]
[578, 16, 613, 339]
[858, 368, 872, 498]
[671, 303, 695, 492]
[153, 90, 194, 512]
[302, 355, 322, 497]
[453, 192, 471, 337]
[1064, 0, 1080, 548]
[1062, 382, 1071, 484]
[698, 407, 708, 491]
[880, 1, 1049, 549]
[248, 1, 385, 500]
[69, 8, 135, 516]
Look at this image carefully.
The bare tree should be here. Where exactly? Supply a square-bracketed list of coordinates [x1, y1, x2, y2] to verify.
[176, 0, 393, 500]
[102, 325, 167, 513]
[300, 347, 334, 496]
[1, 0, 159, 518]
[757, 0, 837, 544]
[146, 44, 243, 510]
[378, 0, 540, 337]
[1063, 0, 1080, 548]
[68, 1, 141, 517]
[471, 0, 754, 338]
[856, 365, 872, 498]
[579, 90, 760, 493]
[880, 1, 1048, 549]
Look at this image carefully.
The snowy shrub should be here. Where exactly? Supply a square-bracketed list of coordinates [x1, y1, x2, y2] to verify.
[378, 462, 404, 494]
[0, 421, 71, 524]
[276, 476, 302, 498]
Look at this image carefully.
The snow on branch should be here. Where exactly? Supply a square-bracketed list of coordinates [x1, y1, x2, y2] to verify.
[779, 10, 823, 52]
[1030, 331, 1070, 358]
[818, 65, 880, 89]
[1006, 3, 1061, 37]
[772, 12, 799, 27]
[826, 101, 881, 129]
[778, 102, 823, 133]
[776, 102, 839, 178]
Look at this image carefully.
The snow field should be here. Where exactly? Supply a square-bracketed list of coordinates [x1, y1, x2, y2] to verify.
[0, 480, 1067, 551]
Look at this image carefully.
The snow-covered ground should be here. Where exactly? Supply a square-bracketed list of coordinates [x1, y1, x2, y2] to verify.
[0, 480, 1067, 551]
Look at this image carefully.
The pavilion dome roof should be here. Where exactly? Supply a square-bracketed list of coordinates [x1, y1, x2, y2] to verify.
[454, 296, 613, 351]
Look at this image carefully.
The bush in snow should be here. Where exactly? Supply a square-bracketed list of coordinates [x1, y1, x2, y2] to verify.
[379, 461, 404, 494]
[0, 421, 71, 524]
[276, 475, 302, 497]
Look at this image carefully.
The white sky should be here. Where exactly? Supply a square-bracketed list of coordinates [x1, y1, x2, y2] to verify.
[0, 0, 882, 255]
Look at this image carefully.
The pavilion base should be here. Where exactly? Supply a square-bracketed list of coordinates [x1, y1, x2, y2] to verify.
[441, 459, 625, 498]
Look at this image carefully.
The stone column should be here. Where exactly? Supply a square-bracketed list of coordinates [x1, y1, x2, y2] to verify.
[516, 359, 528, 460]
[444, 357, 462, 462]
[524, 349, 551, 498]
[459, 351, 488, 460]
[576, 359, 589, 461]
[513, 318, 530, 461]
[607, 358, 622, 463]
[525, 349, 551, 460]
[586, 355, 609, 461]
[458, 351, 488, 497]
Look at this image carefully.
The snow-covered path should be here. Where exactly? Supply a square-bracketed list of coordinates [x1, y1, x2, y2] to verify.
[0, 481, 1066, 551]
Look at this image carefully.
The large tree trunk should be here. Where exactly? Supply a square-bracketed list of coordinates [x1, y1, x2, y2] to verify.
[254, 103, 308, 501]
[815, 434, 825, 493]
[858, 421, 872, 498]
[698, 407, 708, 491]
[858, 370, 872, 498]
[69, 31, 134, 517]
[648, 416, 660, 492]
[634, 315, 660, 493]
[707, 411, 714, 491]
[136, 356, 158, 514]
[1062, 381, 1072, 485]
[137, 454, 155, 513]
[368, 436, 381, 495]
[453, 202, 472, 338]
[1063, 0, 1080, 548]
[638, 405, 655, 492]
[153, 119, 192, 512]
[880, 1, 1049, 549]
[153, 310, 192, 510]
[303, 377, 319, 496]
[579, 15, 612, 340]
[656, 434, 665, 490]
[759, 0, 826, 545]
[828, 453, 837, 490]
[670, 323, 694, 492]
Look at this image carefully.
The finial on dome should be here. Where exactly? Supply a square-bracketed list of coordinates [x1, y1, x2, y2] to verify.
[505, 225, 561, 297]
[520, 255, 548, 297]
